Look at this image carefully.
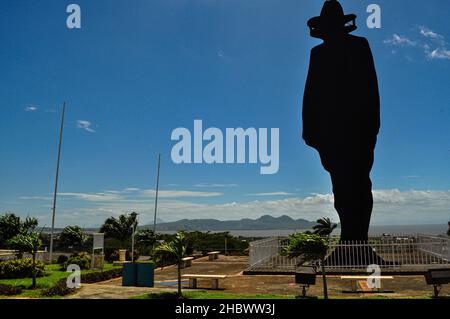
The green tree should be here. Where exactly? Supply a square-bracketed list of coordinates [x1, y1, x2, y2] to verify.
[135, 229, 158, 253]
[447, 221, 450, 237]
[313, 217, 337, 239]
[283, 233, 329, 299]
[153, 232, 187, 297]
[0, 213, 38, 247]
[100, 212, 138, 248]
[58, 225, 88, 250]
[8, 232, 42, 288]
[182, 231, 248, 256]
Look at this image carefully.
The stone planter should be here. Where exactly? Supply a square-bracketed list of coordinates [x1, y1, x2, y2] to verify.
[119, 249, 127, 262]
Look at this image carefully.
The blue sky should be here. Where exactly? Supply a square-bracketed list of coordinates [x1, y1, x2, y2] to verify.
[0, 0, 449, 227]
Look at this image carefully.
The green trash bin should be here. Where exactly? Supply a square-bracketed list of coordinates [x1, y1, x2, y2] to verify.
[122, 262, 137, 286]
[137, 262, 155, 287]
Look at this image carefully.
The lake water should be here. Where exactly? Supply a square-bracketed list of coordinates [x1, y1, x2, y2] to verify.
[159, 224, 448, 238]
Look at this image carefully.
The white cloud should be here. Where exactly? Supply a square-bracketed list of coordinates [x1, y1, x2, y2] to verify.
[247, 192, 294, 197]
[385, 26, 450, 62]
[194, 183, 239, 188]
[59, 192, 122, 202]
[141, 189, 223, 198]
[384, 34, 417, 47]
[24, 106, 38, 112]
[103, 190, 121, 194]
[149, 189, 449, 225]
[428, 48, 450, 60]
[19, 196, 52, 201]
[124, 187, 140, 192]
[24, 188, 450, 227]
[419, 26, 443, 40]
[76, 120, 96, 133]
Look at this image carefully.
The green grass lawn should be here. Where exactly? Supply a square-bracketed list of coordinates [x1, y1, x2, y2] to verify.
[0, 263, 121, 298]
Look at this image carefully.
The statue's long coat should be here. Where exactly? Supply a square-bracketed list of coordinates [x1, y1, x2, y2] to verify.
[302, 34, 380, 151]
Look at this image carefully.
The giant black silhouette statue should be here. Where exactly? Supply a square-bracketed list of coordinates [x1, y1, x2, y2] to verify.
[302, 0, 380, 242]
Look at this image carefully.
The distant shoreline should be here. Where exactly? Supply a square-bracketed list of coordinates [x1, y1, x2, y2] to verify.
[41, 224, 448, 238]
[158, 224, 448, 238]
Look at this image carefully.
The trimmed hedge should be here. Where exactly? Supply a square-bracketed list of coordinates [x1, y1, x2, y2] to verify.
[0, 283, 23, 296]
[81, 268, 122, 283]
[0, 258, 45, 279]
[41, 268, 123, 297]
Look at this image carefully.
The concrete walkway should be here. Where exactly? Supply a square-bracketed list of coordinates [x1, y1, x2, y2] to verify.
[66, 283, 178, 299]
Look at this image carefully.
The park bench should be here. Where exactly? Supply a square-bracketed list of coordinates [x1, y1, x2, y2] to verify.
[424, 268, 450, 297]
[0, 250, 18, 261]
[207, 251, 220, 261]
[182, 274, 227, 290]
[0, 250, 17, 256]
[340, 275, 394, 293]
[181, 257, 194, 269]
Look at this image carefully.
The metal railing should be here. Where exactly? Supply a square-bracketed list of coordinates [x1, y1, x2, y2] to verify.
[416, 234, 450, 261]
[249, 237, 281, 267]
[248, 234, 450, 272]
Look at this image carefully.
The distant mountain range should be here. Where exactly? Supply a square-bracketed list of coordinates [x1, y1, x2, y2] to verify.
[145, 215, 317, 231]
[40, 216, 319, 233]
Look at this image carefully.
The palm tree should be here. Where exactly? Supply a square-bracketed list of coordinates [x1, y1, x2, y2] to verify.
[313, 217, 337, 239]
[283, 232, 329, 299]
[8, 232, 42, 288]
[100, 212, 138, 248]
[153, 232, 187, 297]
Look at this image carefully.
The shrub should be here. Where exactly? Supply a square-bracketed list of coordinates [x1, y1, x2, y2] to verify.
[81, 268, 122, 283]
[0, 258, 45, 279]
[41, 268, 123, 297]
[104, 249, 139, 263]
[56, 255, 69, 265]
[104, 248, 117, 263]
[62, 252, 91, 270]
[41, 278, 75, 297]
[0, 283, 23, 296]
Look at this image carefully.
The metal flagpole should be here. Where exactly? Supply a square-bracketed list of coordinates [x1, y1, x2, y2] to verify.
[153, 153, 161, 234]
[49, 102, 66, 263]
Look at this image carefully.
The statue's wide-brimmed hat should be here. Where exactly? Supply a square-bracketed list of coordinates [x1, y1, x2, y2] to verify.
[308, 0, 357, 39]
